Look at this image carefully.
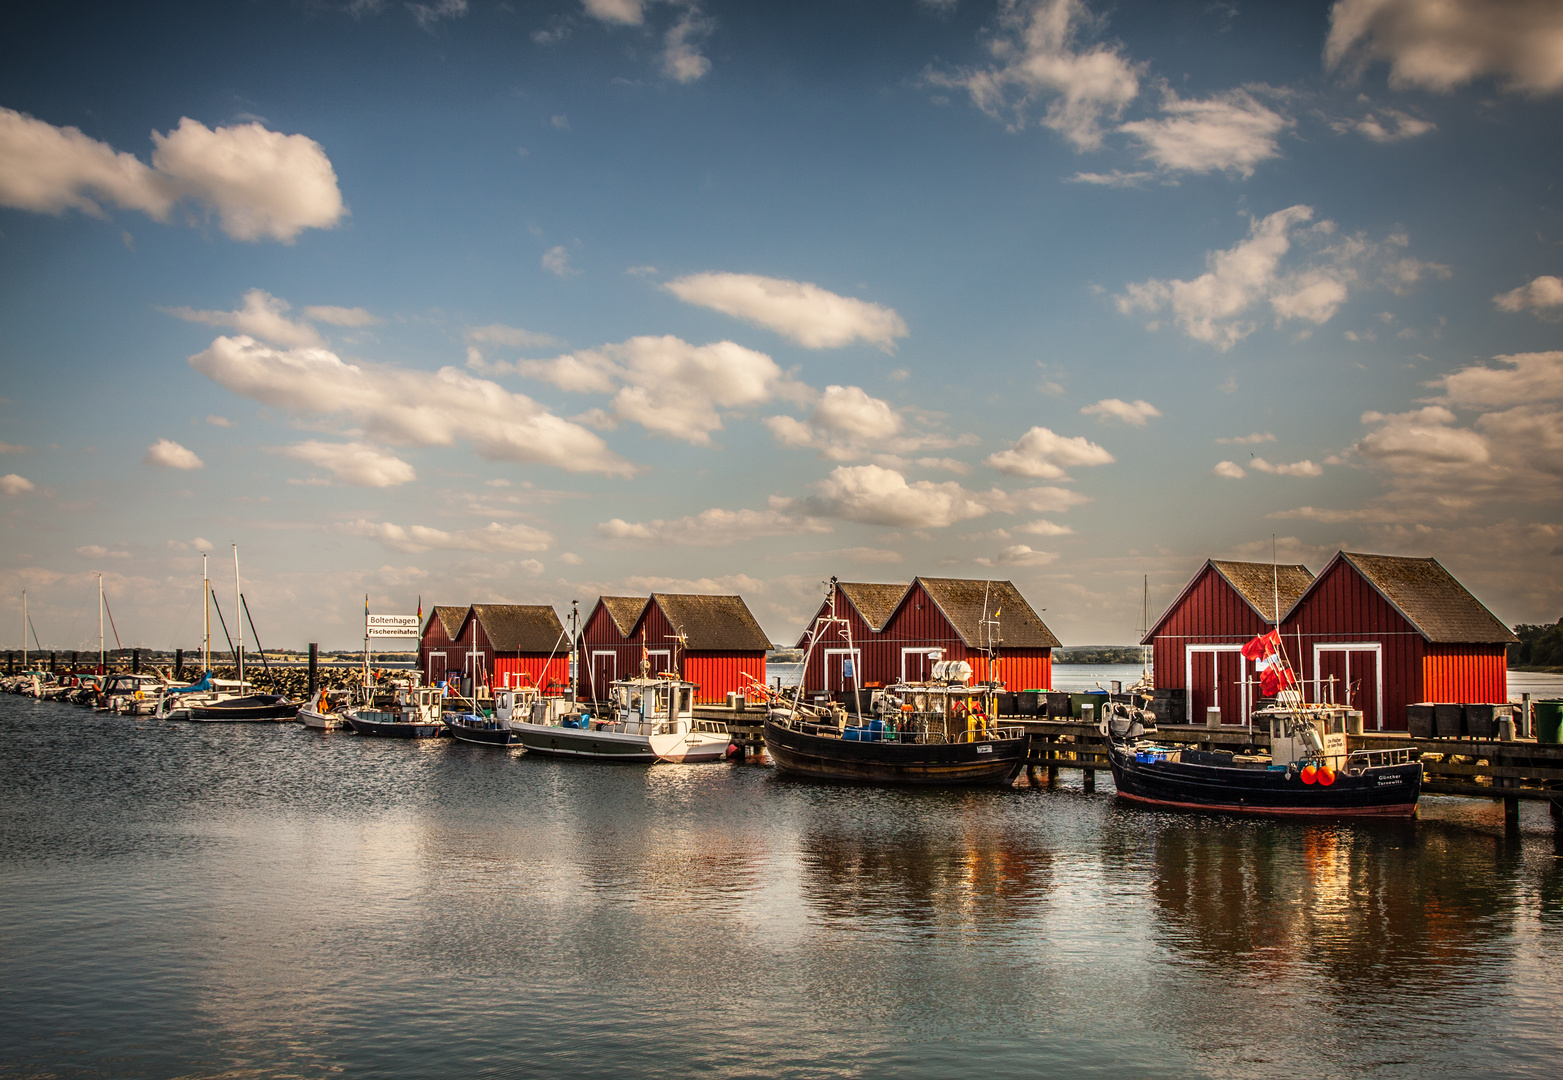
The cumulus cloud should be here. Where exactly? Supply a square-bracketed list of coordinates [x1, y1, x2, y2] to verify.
[1067, 169, 1155, 187]
[1213, 461, 1246, 479]
[304, 304, 380, 327]
[76, 545, 130, 559]
[975, 544, 1058, 568]
[1015, 518, 1074, 536]
[1325, 0, 1563, 94]
[597, 507, 832, 546]
[189, 335, 636, 475]
[342, 519, 552, 555]
[143, 438, 202, 469]
[797, 464, 995, 528]
[407, 0, 467, 29]
[1494, 276, 1563, 319]
[665, 272, 907, 351]
[583, 0, 645, 24]
[516, 334, 808, 445]
[985, 425, 1114, 478]
[1249, 457, 1324, 477]
[466, 323, 562, 349]
[1080, 398, 1160, 426]
[1430, 350, 1563, 410]
[766, 385, 973, 463]
[1216, 431, 1276, 444]
[0, 473, 34, 495]
[1115, 205, 1447, 349]
[542, 245, 575, 277]
[0, 441, 30, 453]
[1331, 105, 1435, 141]
[927, 0, 1141, 150]
[1119, 87, 1290, 177]
[164, 289, 323, 348]
[663, 7, 713, 82]
[279, 441, 416, 487]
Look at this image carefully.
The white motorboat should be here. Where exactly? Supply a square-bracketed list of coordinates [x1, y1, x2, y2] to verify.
[510, 669, 729, 763]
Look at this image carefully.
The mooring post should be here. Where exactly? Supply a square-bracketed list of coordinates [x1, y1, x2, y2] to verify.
[308, 643, 319, 697]
[1505, 792, 1520, 831]
[1046, 735, 1059, 786]
[174, 648, 183, 682]
[1522, 694, 1533, 740]
[132, 648, 140, 674]
[1083, 767, 1096, 793]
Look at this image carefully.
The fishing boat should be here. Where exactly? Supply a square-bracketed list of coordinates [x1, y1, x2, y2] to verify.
[763, 578, 1028, 786]
[344, 682, 446, 738]
[511, 667, 727, 762]
[1101, 699, 1422, 817]
[298, 688, 352, 730]
[444, 708, 520, 746]
[98, 673, 168, 714]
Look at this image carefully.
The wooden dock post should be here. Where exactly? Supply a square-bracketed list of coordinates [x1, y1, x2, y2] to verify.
[1082, 768, 1095, 793]
[308, 643, 319, 697]
[174, 648, 183, 682]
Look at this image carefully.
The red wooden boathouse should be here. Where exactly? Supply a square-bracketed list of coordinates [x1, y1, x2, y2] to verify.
[455, 604, 572, 695]
[418, 605, 469, 686]
[1143, 560, 1315, 727]
[796, 577, 1059, 696]
[1278, 552, 1516, 731]
[576, 593, 769, 704]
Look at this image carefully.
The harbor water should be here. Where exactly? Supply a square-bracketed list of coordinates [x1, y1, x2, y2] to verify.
[4, 693, 1563, 1078]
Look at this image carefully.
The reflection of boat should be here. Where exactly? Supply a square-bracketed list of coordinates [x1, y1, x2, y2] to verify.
[1103, 702, 1422, 817]
[344, 683, 446, 738]
[764, 578, 1028, 786]
[511, 671, 725, 762]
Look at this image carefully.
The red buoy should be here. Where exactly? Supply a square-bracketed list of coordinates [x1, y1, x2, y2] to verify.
[1318, 765, 1336, 786]
[1300, 764, 1318, 784]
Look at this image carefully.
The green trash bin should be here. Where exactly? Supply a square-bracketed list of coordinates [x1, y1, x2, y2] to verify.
[1535, 700, 1563, 744]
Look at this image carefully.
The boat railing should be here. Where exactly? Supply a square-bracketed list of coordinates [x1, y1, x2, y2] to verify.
[1347, 747, 1414, 770]
[779, 715, 1025, 744]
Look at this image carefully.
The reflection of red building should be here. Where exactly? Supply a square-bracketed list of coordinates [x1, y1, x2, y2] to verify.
[1144, 561, 1314, 726]
[797, 577, 1058, 695]
[418, 606, 470, 685]
[1279, 552, 1516, 731]
[576, 593, 769, 704]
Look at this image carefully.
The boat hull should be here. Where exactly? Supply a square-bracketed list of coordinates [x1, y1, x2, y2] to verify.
[445, 717, 519, 746]
[510, 721, 656, 761]
[344, 714, 446, 738]
[299, 709, 351, 731]
[647, 729, 732, 763]
[1104, 742, 1422, 817]
[762, 718, 1027, 786]
[187, 695, 300, 722]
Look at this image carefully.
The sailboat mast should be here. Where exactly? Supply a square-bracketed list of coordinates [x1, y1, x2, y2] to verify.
[21, 589, 26, 670]
[202, 553, 210, 672]
[233, 545, 243, 684]
[98, 573, 104, 675]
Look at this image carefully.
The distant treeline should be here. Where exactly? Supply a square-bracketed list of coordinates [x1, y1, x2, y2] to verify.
[1509, 621, 1563, 669]
[1054, 646, 1146, 665]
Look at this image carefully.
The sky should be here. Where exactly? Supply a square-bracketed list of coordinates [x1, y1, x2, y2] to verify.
[2, 0, 1562, 653]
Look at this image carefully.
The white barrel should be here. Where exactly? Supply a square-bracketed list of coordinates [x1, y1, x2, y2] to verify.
[931, 660, 972, 684]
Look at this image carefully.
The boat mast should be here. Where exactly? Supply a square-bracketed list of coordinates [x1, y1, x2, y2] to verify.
[569, 599, 579, 704]
[233, 544, 244, 685]
[202, 552, 210, 673]
[21, 589, 26, 671]
[98, 572, 104, 675]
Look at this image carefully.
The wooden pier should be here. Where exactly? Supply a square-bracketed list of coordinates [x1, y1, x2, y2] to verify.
[701, 706, 1563, 826]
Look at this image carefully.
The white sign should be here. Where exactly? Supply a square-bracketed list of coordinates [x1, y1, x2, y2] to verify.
[366, 614, 420, 638]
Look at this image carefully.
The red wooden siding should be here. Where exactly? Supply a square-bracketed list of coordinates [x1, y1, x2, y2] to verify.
[1148, 566, 1272, 724]
[493, 656, 570, 694]
[576, 601, 644, 702]
[575, 596, 767, 703]
[1423, 645, 1507, 705]
[684, 653, 767, 703]
[419, 608, 467, 684]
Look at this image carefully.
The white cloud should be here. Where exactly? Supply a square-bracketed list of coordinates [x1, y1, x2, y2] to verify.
[665, 272, 907, 350]
[143, 438, 203, 470]
[1016, 518, 1074, 536]
[663, 7, 713, 83]
[164, 289, 323, 348]
[1494, 276, 1563, 319]
[559, 552, 584, 565]
[407, 0, 468, 29]
[76, 545, 130, 560]
[280, 441, 417, 487]
[542, 245, 575, 277]
[1213, 460, 1246, 479]
[516, 335, 808, 445]
[583, 0, 644, 24]
[1216, 431, 1276, 445]
[1250, 457, 1324, 477]
[797, 464, 996, 528]
[1080, 398, 1160, 426]
[1431, 350, 1563, 409]
[1116, 206, 1443, 350]
[304, 305, 380, 327]
[0, 441, 29, 453]
[597, 507, 831, 546]
[985, 425, 1114, 478]
[465, 323, 562, 348]
[0, 473, 34, 495]
[975, 544, 1058, 568]
[1119, 87, 1289, 177]
[342, 519, 552, 555]
[928, 0, 1141, 150]
[995, 485, 1094, 513]
[1332, 106, 1435, 141]
[765, 385, 972, 463]
[1326, 0, 1563, 94]
[205, 415, 234, 428]
[189, 335, 636, 476]
[1067, 169, 1154, 186]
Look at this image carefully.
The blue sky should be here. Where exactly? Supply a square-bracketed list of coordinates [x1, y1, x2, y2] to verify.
[3, 0, 1561, 652]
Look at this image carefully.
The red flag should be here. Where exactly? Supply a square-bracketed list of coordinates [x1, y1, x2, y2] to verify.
[1260, 664, 1296, 697]
[1241, 629, 1281, 662]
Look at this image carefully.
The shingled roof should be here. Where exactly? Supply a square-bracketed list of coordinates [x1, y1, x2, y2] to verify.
[597, 596, 650, 637]
[652, 593, 771, 652]
[1313, 552, 1518, 644]
[1210, 560, 1315, 623]
[428, 605, 468, 639]
[466, 604, 569, 653]
[916, 577, 1061, 649]
[837, 582, 912, 632]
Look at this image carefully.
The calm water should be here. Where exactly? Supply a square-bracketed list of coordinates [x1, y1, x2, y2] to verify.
[4, 695, 1563, 1078]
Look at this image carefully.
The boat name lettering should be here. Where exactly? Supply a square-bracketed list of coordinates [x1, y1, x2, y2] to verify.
[976, 744, 993, 754]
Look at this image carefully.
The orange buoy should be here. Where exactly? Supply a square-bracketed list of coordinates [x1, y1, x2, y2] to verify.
[1318, 765, 1336, 786]
[1300, 763, 1318, 784]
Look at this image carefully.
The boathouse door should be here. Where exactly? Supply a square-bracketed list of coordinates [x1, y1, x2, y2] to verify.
[824, 649, 862, 695]
[1186, 645, 1249, 725]
[589, 651, 616, 701]
[647, 649, 671, 677]
[901, 647, 939, 683]
[1313, 644, 1382, 730]
[427, 650, 446, 685]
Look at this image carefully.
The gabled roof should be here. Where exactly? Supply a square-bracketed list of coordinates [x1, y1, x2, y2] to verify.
[465, 604, 568, 653]
[1296, 552, 1517, 645]
[651, 593, 771, 652]
[427, 605, 468, 640]
[838, 582, 912, 632]
[596, 596, 650, 637]
[915, 577, 1061, 649]
[1142, 560, 1313, 643]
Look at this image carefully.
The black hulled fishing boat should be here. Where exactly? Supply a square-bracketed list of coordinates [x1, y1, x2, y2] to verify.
[763, 578, 1027, 786]
[344, 682, 447, 738]
[443, 709, 519, 746]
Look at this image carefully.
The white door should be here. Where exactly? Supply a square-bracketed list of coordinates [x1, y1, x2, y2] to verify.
[825, 649, 863, 694]
[902, 648, 940, 683]
[647, 649, 672, 676]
